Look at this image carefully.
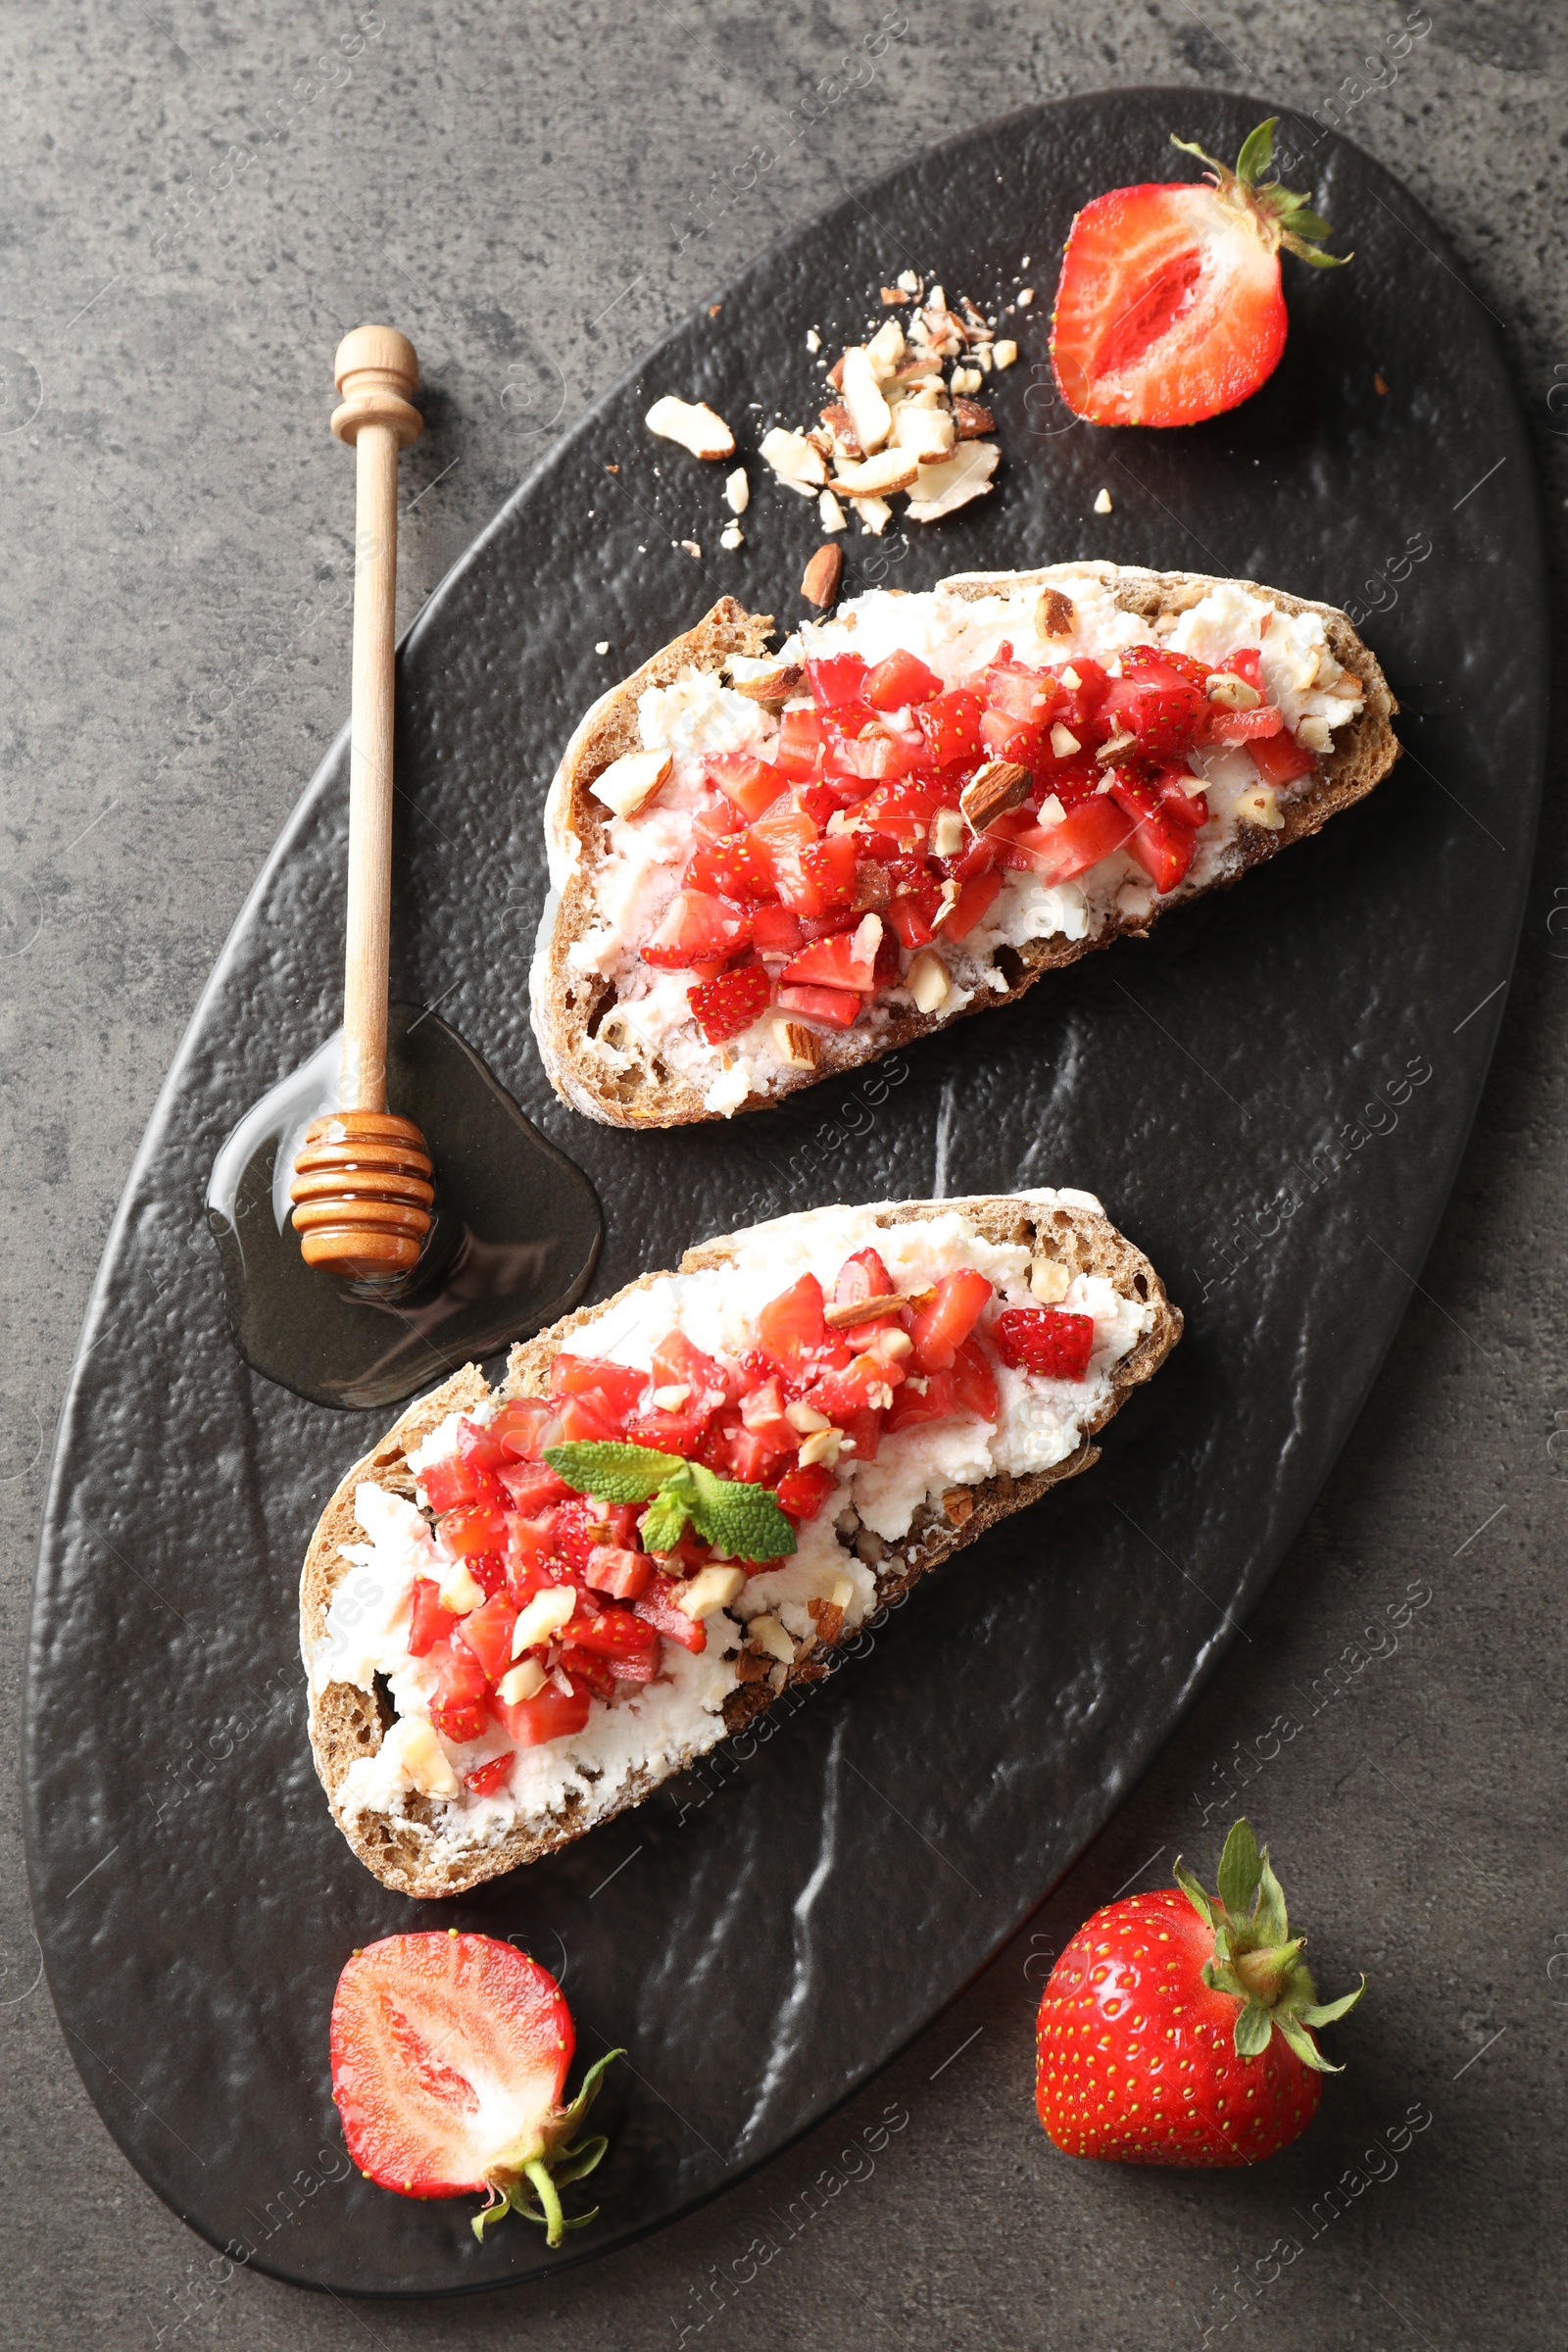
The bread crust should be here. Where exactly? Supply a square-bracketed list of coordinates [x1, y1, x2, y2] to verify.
[301, 1191, 1181, 1897]
[530, 563, 1399, 1127]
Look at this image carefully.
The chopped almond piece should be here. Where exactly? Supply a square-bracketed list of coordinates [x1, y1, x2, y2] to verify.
[1036, 588, 1076, 638]
[729, 660, 805, 706]
[823, 1292, 904, 1328]
[906, 950, 950, 1013]
[800, 542, 844, 608]
[818, 488, 847, 533]
[807, 1595, 846, 1645]
[905, 438, 999, 521]
[749, 1613, 796, 1665]
[818, 402, 864, 459]
[644, 395, 735, 460]
[857, 496, 893, 535]
[841, 346, 893, 454]
[590, 747, 674, 819]
[676, 1564, 746, 1619]
[942, 1488, 975, 1527]
[1205, 672, 1261, 710]
[865, 318, 906, 376]
[1237, 783, 1285, 830]
[834, 448, 920, 498]
[771, 1018, 820, 1068]
[724, 466, 750, 514]
[1028, 1253, 1071, 1303]
[960, 759, 1031, 830]
[760, 425, 828, 495]
[994, 338, 1018, 367]
[735, 1646, 770, 1682]
[931, 808, 964, 858]
[951, 395, 995, 438]
[892, 403, 956, 463]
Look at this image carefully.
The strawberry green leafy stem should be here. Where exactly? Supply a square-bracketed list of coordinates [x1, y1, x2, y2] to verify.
[1170, 116, 1351, 270]
[545, 1440, 798, 1563]
[471, 2048, 625, 2248]
[1174, 1819, 1365, 2072]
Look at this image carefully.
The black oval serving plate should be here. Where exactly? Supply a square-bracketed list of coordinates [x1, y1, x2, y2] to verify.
[25, 88, 1544, 2296]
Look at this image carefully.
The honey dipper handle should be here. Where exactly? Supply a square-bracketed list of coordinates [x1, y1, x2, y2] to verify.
[329, 325, 423, 1113]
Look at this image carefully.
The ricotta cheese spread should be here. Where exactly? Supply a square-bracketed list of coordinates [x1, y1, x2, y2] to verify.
[310, 1192, 1155, 1859]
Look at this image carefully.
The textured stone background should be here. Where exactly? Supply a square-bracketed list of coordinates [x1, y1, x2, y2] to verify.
[3, 3, 1565, 2345]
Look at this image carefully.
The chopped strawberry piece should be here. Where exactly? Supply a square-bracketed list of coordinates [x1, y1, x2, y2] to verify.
[553, 1392, 621, 1444]
[987, 661, 1063, 725]
[773, 706, 826, 780]
[943, 869, 1004, 940]
[642, 890, 753, 969]
[835, 1404, 883, 1462]
[884, 1368, 958, 1432]
[757, 1272, 843, 1374]
[1153, 765, 1209, 828]
[498, 1459, 572, 1513]
[561, 1604, 661, 1667]
[1115, 792, 1197, 893]
[1206, 703, 1284, 743]
[978, 707, 1046, 764]
[550, 1354, 647, 1414]
[823, 728, 917, 785]
[887, 889, 941, 951]
[804, 1349, 904, 1422]
[634, 1571, 708, 1652]
[464, 1752, 515, 1798]
[909, 1267, 993, 1371]
[994, 1307, 1097, 1379]
[951, 1334, 1001, 1423]
[1248, 730, 1316, 787]
[831, 1248, 899, 1318]
[776, 983, 862, 1028]
[689, 962, 770, 1044]
[1213, 645, 1264, 692]
[488, 1397, 559, 1461]
[782, 920, 880, 993]
[418, 1454, 492, 1514]
[740, 1373, 798, 1451]
[439, 1501, 509, 1559]
[582, 1544, 652, 1601]
[917, 688, 985, 766]
[751, 903, 806, 955]
[651, 1330, 731, 1408]
[1120, 643, 1213, 690]
[703, 751, 788, 820]
[1100, 674, 1208, 760]
[1012, 799, 1134, 886]
[496, 1679, 592, 1747]
[454, 1592, 519, 1683]
[800, 835, 858, 906]
[865, 648, 944, 709]
[428, 1639, 490, 1744]
[807, 651, 870, 707]
[407, 1579, 446, 1658]
[774, 1463, 839, 1521]
[688, 836, 776, 901]
[456, 1416, 510, 1474]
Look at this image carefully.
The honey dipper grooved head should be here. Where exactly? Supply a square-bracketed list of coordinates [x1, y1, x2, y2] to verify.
[289, 1110, 434, 1282]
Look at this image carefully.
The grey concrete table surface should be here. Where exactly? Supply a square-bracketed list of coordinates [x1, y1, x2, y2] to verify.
[2, 3, 1564, 2346]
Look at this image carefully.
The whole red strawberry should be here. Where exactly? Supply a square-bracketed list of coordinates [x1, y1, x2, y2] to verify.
[1051, 118, 1349, 428]
[1035, 1820, 1363, 2165]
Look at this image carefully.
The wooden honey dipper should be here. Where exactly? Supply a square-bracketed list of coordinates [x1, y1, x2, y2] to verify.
[289, 325, 435, 1284]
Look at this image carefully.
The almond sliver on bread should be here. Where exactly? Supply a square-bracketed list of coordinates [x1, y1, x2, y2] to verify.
[529, 563, 1398, 1128]
[300, 1190, 1180, 1898]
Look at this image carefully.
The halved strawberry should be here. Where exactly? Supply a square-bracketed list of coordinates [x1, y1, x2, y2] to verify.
[330, 1934, 622, 2249]
[688, 962, 770, 1044]
[1051, 119, 1348, 427]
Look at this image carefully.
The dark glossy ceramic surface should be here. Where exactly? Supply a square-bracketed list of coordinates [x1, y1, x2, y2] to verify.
[25, 89, 1544, 2296]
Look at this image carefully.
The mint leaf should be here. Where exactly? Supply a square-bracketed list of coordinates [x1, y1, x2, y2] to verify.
[640, 1491, 692, 1553]
[545, 1441, 683, 1505]
[684, 1462, 797, 1562]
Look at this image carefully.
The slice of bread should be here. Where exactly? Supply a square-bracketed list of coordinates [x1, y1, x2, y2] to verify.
[530, 562, 1398, 1128]
[301, 1189, 1180, 1897]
